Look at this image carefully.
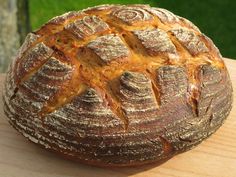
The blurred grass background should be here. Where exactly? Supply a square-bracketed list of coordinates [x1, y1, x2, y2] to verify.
[29, 0, 236, 59]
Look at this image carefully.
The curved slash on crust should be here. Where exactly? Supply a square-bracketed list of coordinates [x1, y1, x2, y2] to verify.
[111, 6, 154, 25]
[114, 71, 160, 129]
[44, 87, 125, 137]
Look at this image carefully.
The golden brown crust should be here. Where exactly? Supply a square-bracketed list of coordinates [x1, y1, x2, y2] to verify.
[3, 4, 233, 167]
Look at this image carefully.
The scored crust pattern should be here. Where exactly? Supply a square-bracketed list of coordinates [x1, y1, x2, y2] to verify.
[112, 6, 153, 25]
[118, 71, 159, 125]
[3, 4, 233, 167]
[133, 28, 177, 56]
[171, 28, 209, 55]
[87, 34, 130, 63]
[65, 15, 110, 39]
[157, 65, 188, 105]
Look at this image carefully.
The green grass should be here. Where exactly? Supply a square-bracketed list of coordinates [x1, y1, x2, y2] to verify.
[29, 0, 236, 59]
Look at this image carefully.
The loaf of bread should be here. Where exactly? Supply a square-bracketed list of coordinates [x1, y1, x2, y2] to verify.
[3, 4, 233, 167]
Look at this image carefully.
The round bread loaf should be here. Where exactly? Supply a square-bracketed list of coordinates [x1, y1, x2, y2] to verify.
[3, 4, 233, 167]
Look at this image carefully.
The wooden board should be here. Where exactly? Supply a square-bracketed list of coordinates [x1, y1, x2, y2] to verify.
[0, 58, 235, 177]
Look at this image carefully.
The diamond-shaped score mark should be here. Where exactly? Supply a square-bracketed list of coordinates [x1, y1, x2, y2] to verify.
[171, 28, 208, 55]
[87, 34, 130, 64]
[133, 28, 177, 56]
[65, 15, 110, 39]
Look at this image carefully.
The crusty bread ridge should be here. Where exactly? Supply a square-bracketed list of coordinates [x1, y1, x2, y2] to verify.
[3, 4, 233, 166]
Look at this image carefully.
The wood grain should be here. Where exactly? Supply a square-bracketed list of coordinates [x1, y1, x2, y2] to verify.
[0, 58, 235, 177]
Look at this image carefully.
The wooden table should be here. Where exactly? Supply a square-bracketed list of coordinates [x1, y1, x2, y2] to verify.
[0, 59, 236, 177]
